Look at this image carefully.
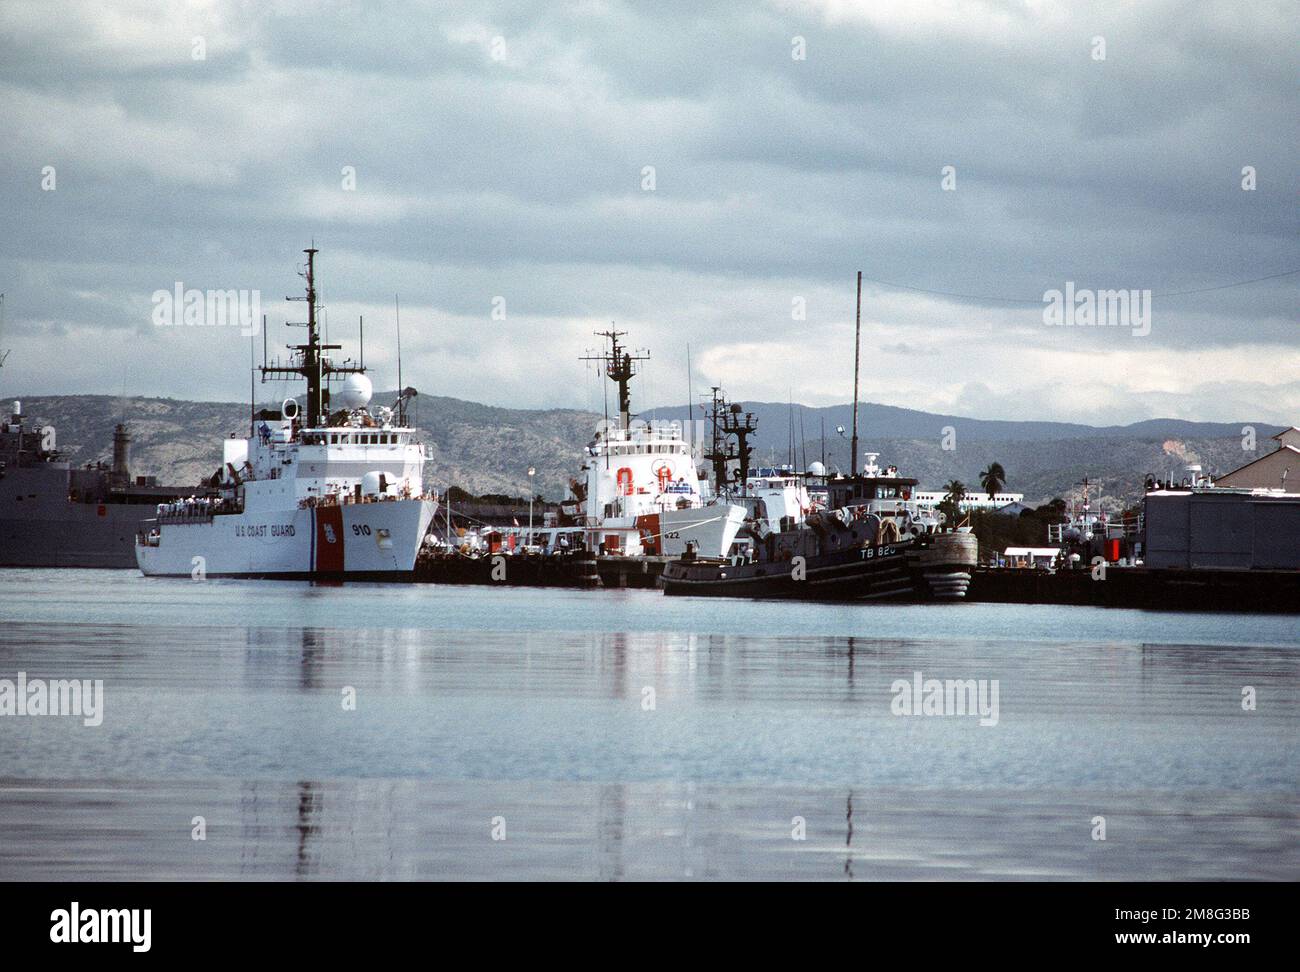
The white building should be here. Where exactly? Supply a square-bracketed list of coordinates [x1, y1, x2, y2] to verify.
[913, 490, 1025, 512]
[1003, 546, 1060, 568]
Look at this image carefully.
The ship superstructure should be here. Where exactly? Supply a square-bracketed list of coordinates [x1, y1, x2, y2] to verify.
[135, 248, 437, 578]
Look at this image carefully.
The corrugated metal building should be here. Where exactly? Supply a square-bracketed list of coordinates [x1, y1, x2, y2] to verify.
[1144, 488, 1300, 570]
[1216, 427, 1300, 493]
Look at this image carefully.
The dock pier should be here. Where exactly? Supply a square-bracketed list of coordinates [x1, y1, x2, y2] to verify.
[595, 555, 671, 589]
[968, 566, 1300, 612]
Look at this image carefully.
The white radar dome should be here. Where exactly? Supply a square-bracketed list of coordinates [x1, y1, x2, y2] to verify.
[338, 373, 373, 410]
[807, 461, 826, 477]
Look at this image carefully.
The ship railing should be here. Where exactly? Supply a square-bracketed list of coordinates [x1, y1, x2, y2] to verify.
[1105, 519, 1143, 539]
[155, 498, 242, 523]
[298, 488, 422, 510]
[1047, 518, 1143, 543]
[156, 512, 215, 525]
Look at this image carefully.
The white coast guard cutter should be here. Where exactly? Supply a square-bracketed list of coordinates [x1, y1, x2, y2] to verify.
[135, 248, 437, 578]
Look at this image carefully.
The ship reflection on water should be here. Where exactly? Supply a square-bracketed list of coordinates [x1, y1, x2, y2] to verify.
[0, 577, 1297, 881]
[2, 777, 1295, 881]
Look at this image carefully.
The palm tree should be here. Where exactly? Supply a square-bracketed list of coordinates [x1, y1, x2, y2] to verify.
[979, 462, 1006, 500]
[939, 479, 967, 525]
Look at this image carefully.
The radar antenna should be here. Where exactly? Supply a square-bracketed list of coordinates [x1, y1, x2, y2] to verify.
[580, 329, 648, 431]
[258, 248, 366, 428]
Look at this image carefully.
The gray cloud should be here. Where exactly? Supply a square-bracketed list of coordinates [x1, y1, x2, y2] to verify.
[0, 0, 1296, 423]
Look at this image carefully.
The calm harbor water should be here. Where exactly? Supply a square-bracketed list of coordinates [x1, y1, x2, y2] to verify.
[1, 569, 1297, 880]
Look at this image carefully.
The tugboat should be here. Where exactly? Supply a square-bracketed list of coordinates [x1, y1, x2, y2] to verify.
[135, 248, 437, 578]
[661, 452, 978, 600]
[661, 270, 976, 600]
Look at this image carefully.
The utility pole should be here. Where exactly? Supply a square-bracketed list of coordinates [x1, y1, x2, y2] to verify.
[0, 293, 9, 374]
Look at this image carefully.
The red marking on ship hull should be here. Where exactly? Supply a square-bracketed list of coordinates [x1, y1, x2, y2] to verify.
[314, 506, 345, 572]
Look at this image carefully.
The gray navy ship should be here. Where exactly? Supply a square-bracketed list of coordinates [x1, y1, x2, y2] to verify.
[0, 400, 192, 567]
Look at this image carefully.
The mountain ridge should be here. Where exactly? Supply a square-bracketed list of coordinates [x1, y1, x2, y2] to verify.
[8, 393, 1286, 508]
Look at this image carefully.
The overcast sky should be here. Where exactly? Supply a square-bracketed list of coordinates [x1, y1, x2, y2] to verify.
[1, 0, 1296, 426]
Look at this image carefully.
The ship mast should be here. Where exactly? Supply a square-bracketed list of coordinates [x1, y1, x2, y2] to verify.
[702, 386, 735, 489]
[851, 270, 862, 477]
[260, 248, 365, 429]
[581, 329, 648, 431]
[1076, 476, 1094, 522]
[721, 401, 757, 492]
